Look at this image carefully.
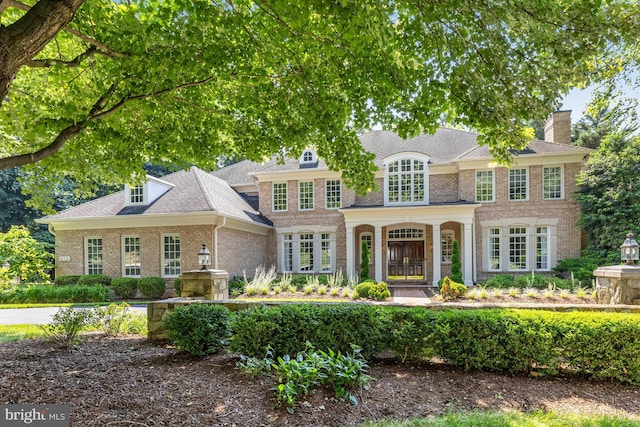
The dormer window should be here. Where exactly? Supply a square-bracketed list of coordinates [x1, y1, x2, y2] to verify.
[299, 149, 318, 168]
[383, 153, 430, 206]
[130, 185, 145, 205]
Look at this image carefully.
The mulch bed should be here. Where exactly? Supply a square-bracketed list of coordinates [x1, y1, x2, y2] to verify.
[1, 333, 639, 426]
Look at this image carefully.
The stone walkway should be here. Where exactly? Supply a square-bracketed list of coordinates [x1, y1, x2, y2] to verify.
[391, 287, 432, 305]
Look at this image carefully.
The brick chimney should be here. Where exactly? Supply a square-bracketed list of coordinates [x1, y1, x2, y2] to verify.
[544, 110, 572, 144]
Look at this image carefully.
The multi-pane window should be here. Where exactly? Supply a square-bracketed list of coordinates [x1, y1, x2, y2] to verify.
[388, 228, 424, 239]
[86, 237, 103, 275]
[388, 159, 425, 204]
[130, 185, 144, 204]
[360, 233, 373, 264]
[123, 236, 141, 277]
[441, 230, 454, 263]
[325, 179, 341, 209]
[163, 235, 181, 277]
[509, 168, 528, 201]
[488, 228, 501, 271]
[536, 227, 549, 270]
[475, 170, 494, 202]
[299, 181, 314, 210]
[283, 234, 293, 272]
[509, 227, 527, 270]
[321, 233, 331, 272]
[303, 151, 314, 162]
[299, 233, 314, 271]
[273, 183, 287, 212]
[543, 166, 563, 199]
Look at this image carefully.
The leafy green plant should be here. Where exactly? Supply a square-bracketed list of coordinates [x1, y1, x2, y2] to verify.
[360, 240, 370, 281]
[111, 277, 139, 299]
[0, 226, 53, 284]
[173, 277, 181, 296]
[317, 285, 328, 295]
[0, 284, 109, 304]
[326, 270, 344, 288]
[78, 274, 112, 286]
[163, 303, 231, 355]
[451, 239, 463, 283]
[40, 307, 96, 348]
[553, 257, 600, 288]
[353, 281, 372, 299]
[439, 276, 468, 300]
[93, 302, 146, 336]
[137, 277, 166, 299]
[54, 275, 81, 286]
[368, 282, 391, 301]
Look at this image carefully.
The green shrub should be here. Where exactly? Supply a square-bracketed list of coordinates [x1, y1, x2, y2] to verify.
[93, 302, 147, 336]
[481, 274, 516, 288]
[111, 277, 139, 299]
[173, 277, 182, 296]
[163, 303, 231, 355]
[78, 274, 112, 286]
[386, 307, 438, 363]
[360, 240, 370, 281]
[553, 257, 600, 287]
[439, 276, 467, 300]
[40, 307, 96, 348]
[353, 282, 373, 299]
[451, 239, 463, 283]
[482, 274, 572, 290]
[0, 284, 109, 303]
[54, 275, 81, 286]
[368, 282, 391, 301]
[138, 276, 166, 299]
[229, 303, 388, 360]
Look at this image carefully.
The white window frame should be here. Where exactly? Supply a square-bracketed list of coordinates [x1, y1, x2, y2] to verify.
[283, 234, 293, 273]
[298, 233, 315, 272]
[162, 234, 181, 278]
[441, 230, 455, 264]
[542, 166, 564, 200]
[325, 179, 342, 209]
[321, 233, 332, 272]
[508, 227, 528, 271]
[475, 170, 495, 202]
[509, 168, 528, 201]
[85, 237, 103, 275]
[272, 182, 288, 212]
[300, 149, 317, 164]
[488, 228, 501, 271]
[536, 226, 550, 270]
[122, 236, 141, 277]
[384, 153, 430, 206]
[360, 232, 373, 264]
[299, 181, 314, 211]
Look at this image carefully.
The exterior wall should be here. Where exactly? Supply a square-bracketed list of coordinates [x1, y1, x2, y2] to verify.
[355, 178, 384, 206]
[430, 173, 459, 203]
[217, 227, 267, 278]
[54, 225, 215, 279]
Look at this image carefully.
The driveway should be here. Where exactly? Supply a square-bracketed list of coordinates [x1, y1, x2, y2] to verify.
[0, 305, 147, 325]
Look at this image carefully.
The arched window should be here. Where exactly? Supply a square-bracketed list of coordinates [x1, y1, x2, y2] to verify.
[384, 154, 429, 205]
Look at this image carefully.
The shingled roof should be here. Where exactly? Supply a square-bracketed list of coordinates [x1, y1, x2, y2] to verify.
[42, 167, 271, 226]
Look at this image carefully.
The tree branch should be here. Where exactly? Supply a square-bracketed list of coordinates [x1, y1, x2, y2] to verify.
[25, 46, 99, 68]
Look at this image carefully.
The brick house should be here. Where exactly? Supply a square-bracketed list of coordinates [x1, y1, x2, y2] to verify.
[39, 111, 589, 287]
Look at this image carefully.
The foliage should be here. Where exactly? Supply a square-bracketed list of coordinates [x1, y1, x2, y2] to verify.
[3, 1, 633, 210]
[137, 277, 166, 299]
[93, 302, 147, 336]
[450, 240, 463, 283]
[237, 343, 371, 411]
[439, 277, 468, 300]
[173, 277, 181, 296]
[360, 240, 370, 281]
[0, 324, 47, 343]
[243, 265, 277, 295]
[576, 133, 640, 261]
[111, 277, 139, 299]
[386, 307, 438, 363]
[162, 303, 231, 356]
[40, 307, 96, 348]
[0, 226, 53, 283]
[552, 257, 601, 287]
[78, 274, 112, 287]
[0, 284, 110, 304]
[54, 275, 81, 286]
[354, 281, 390, 301]
[571, 103, 638, 150]
[228, 276, 244, 296]
[229, 303, 387, 360]
[481, 274, 573, 290]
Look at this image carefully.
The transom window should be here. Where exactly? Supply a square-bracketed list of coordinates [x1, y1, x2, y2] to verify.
[388, 228, 424, 240]
[123, 236, 141, 277]
[163, 235, 181, 277]
[543, 166, 563, 199]
[86, 237, 103, 275]
[441, 230, 454, 263]
[475, 170, 494, 202]
[325, 179, 341, 209]
[509, 168, 528, 201]
[273, 183, 288, 212]
[386, 157, 427, 205]
[299, 181, 314, 210]
[508, 227, 527, 270]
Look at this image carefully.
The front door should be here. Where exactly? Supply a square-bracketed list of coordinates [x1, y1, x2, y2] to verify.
[388, 241, 424, 280]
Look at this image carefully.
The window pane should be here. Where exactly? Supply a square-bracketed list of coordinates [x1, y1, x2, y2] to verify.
[130, 185, 144, 204]
[509, 169, 527, 201]
[123, 236, 141, 277]
[536, 227, 549, 269]
[283, 234, 293, 272]
[299, 233, 314, 272]
[163, 235, 181, 276]
[387, 158, 426, 203]
[299, 181, 314, 210]
[325, 180, 341, 209]
[543, 167, 562, 199]
[87, 237, 103, 275]
[476, 170, 494, 202]
[273, 183, 287, 211]
[321, 233, 331, 272]
[509, 227, 527, 270]
[489, 228, 501, 270]
[441, 231, 454, 263]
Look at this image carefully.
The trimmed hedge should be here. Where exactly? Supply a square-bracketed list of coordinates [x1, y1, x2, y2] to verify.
[163, 303, 231, 355]
[111, 277, 139, 299]
[227, 303, 640, 384]
[78, 274, 112, 286]
[0, 284, 110, 303]
[54, 275, 81, 286]
[138, 277, 166, 299]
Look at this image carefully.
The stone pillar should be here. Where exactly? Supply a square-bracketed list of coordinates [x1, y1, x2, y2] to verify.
[179, 269, 229, 300]
[594, 264, 640, 305]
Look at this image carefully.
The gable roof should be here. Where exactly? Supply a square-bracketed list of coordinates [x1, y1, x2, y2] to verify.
[40, 167, 271, 226]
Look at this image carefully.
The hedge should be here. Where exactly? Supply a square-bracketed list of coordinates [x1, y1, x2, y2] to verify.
[111, 277, 139, 299]
[0, 284, 110, 303]
[227, 304, 640, 384]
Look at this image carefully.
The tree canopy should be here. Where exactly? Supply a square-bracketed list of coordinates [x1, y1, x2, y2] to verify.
[1, 0, 638, 209]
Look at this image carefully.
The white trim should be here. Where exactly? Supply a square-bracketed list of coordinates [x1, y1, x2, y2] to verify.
[325, 179, 342, 209]
[272, 182, 288, 212]
[122, 235, 141, 278]
[298, 180, 315, 211]
[300, 149, 318, 164]
[508, 167, 529, 202]
[84, 236, 103, 275]
[542, 165, 565, 200]
[383, 152, 430, 206]
[475, 169, 495, 203]
[440, 229, 455, 264]
[161, 233, 181, 278]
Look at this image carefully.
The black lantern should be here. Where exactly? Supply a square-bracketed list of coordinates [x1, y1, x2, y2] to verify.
[620, 233, 639, 265]
[198, 243, 211, 270]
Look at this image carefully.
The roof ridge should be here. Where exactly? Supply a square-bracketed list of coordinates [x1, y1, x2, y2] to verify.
[191, 167, 217, 211]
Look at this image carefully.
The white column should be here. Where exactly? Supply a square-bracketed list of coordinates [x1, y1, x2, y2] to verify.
[463, 222, 473, 286]
[432, 223, 441, 286]
[374, 225, 383, 282]
[346, 226, 355, 279]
